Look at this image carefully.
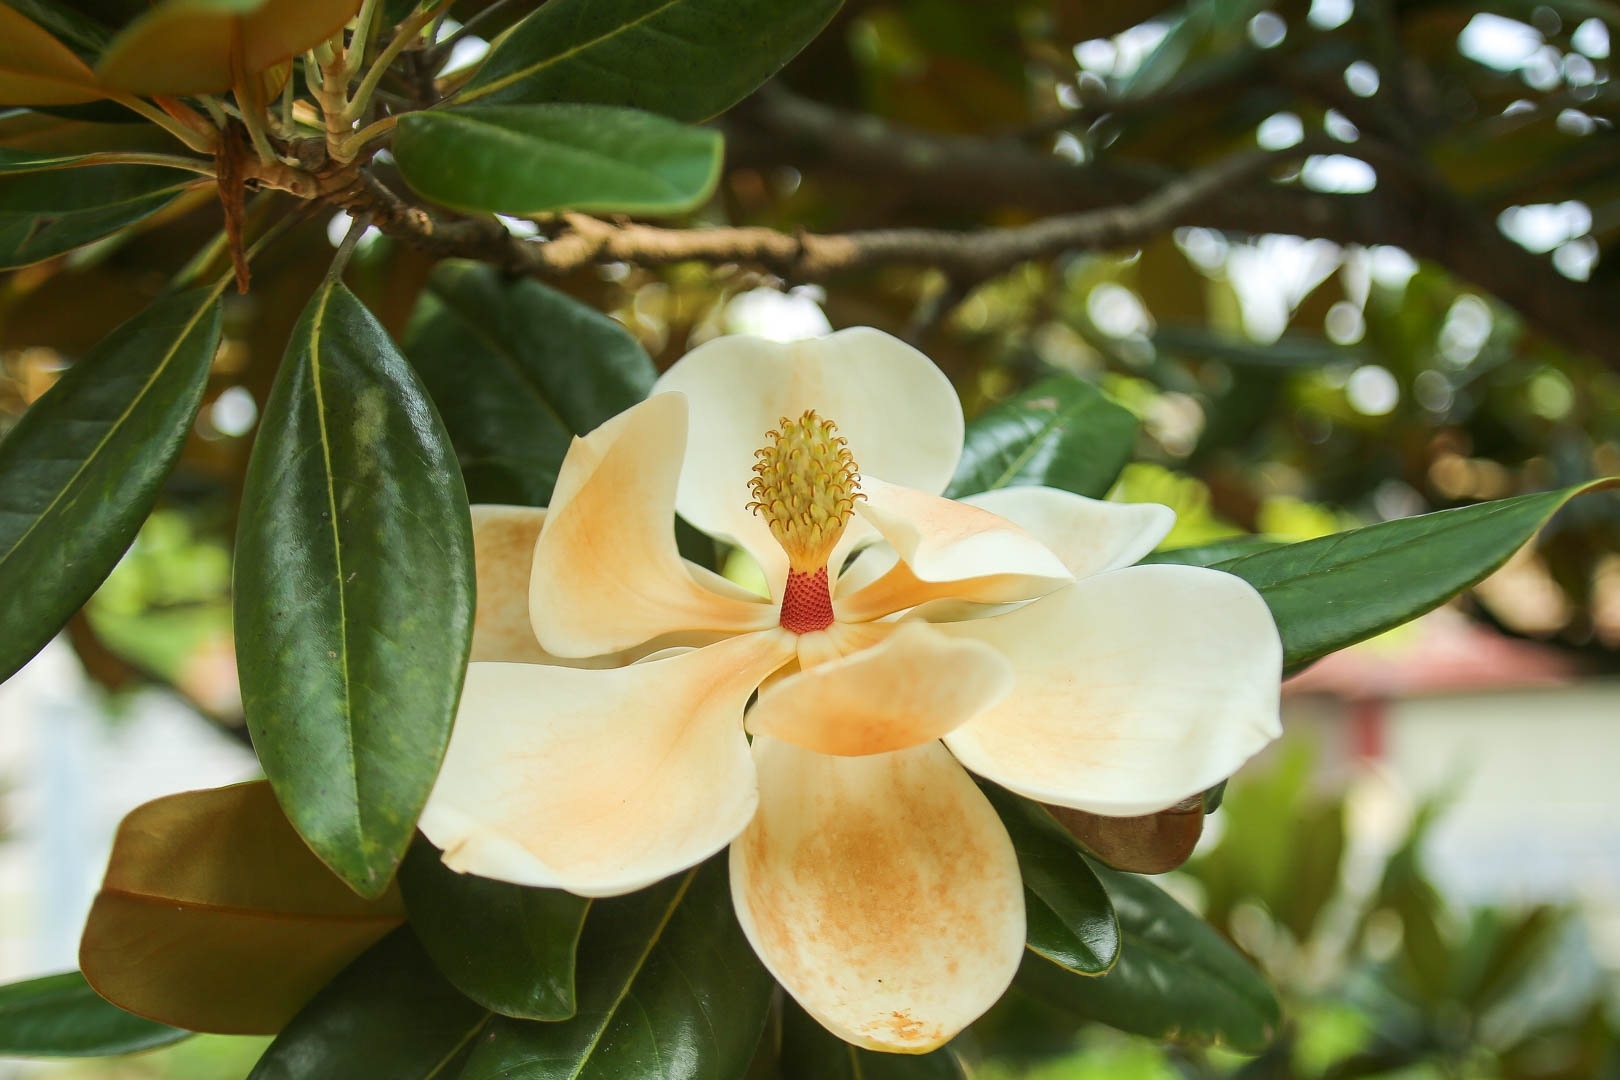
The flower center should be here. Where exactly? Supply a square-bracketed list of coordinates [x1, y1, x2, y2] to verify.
[748, 409, 863, 634]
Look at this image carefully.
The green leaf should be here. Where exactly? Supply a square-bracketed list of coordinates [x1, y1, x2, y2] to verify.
[235, 280, 474, 899]
[398, 840, 590, 1022]
[0, 972, 189, 1057]
[0, 288, 220, 683]
[1213, 480, 1619, 670]
[457, 858, 774, 1080]
[247, 929, 490, 1080]
[456, 0, 841, 121]
[0, 157, 193, 268]
[781, 999, 967, 1080]
[981, 785, 1119, 976]
[394, 104, 722, 216]
[945, 375, 1138, 500]
[1019, 859, 1279, 1052]
[403, 260, 656, 507]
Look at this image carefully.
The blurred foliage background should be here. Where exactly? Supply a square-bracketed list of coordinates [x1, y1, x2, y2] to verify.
[5, 0, 1620, 1075]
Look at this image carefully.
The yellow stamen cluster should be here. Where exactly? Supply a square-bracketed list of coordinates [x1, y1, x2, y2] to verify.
[747, 410, 864, 572]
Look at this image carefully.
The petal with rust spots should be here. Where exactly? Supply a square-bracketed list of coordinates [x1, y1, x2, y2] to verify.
[651, 329, 964, 586]
[730, 738, 1025, 1053]
[941, 564, 1283, 817]
[421, 630, 795, 897]
[961, 487, 1175, 581]
[529, 394, 776, 658]
[746, 622, 1012, 756]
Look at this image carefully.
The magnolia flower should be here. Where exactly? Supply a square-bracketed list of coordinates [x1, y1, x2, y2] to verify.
[421, 329, 1282, 1053]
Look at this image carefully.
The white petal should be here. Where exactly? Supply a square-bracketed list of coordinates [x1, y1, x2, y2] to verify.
[961, 487, 1175, 580]
[731, 738, 1025, 1053]
[651, 329, 965, 584]
[420, 630, 795, 897]
[746, 622, 1013, 755]
[530, 394, 776, 657]
[941, 565, 1282, 816]
[836, 478, 1072, 621]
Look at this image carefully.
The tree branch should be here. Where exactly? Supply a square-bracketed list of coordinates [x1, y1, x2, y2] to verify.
[342, 149, 1292, 288]
[722, 90, 1620, 370]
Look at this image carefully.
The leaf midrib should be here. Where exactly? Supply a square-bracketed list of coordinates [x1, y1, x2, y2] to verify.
[1215, 489, 1568, 588]
[986, 398, 1089, 492]
[568, 870, 696, 1079]
[305, 282, 362, 851]
[424, 277, 571, 435]
[458, 0, 685, 104]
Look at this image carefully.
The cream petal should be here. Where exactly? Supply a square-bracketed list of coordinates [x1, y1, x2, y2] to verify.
[961, 487, 1175, 580]
[746, 622, 1013, 755]
[941, 565, 1282, 817]
[471, 505, 549, 663]
[730, 738, 1025, 1053]
[529, 394, 776, 657]
[836, 478, 1071, 621]
[651, 329, 965, 583]
[420, 630, 795, 897]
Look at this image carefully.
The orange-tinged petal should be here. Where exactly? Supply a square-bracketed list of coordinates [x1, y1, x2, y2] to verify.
[530, 394, 776, 657]
[941, 565, 1282, 817]
[79, 782, 404, 1035]
[961, 487, 1174, 580]
[651, 329, 965, 587]
[420, 630, 795, 897]
[747, 622, 1012, 755]
[836, 478, 1071, 622]
[731, 738, 1025, 1053]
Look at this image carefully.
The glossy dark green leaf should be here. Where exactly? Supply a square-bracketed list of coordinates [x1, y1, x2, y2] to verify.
[398, 840, 590, 1021]
[780, 999, 966, 1080]
[248, 929, 490, 1080]
[457, 858, 774, 1080]
[235, 280, 474, 899]
[403, 260, 656, 507]
[945, 375, 1138, 500]
[1213, 480, 1619, 670]
[395, 104, 722, 216]
[1018, 859, 1279, 1052]
[0, 288, 220, 683]
[0, 972, 189, 1057]
[981, 785, 1119, 976]
[456, 0, 841, 121]
[0, 158, 193, 267]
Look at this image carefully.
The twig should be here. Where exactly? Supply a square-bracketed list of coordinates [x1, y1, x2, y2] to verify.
[345, 0, 450, 124]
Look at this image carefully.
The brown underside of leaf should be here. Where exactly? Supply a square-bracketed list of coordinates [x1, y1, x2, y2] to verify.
[79, 781, 404, 1034]
[1046, 798, 1206, 875]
